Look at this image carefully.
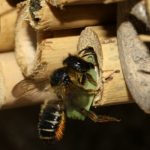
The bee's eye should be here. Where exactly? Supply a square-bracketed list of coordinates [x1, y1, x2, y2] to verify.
[50, 72, 57, 86]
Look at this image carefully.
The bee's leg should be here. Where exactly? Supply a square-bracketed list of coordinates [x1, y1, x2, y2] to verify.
[79, 47, 97, 62]
[75, 82, 100, 95]
[78, 74, 86, 85]
[79, 47, 100, 74]
[86, 73, 97, 86]
[79, 108, 120, 123]
[78, 46, 95, 56]
[78, 73, 97, 86]
[83, 87, 100, 95]
[80, 52, 95, 59]
[102, 69, 120, 83]
[71, 76, 97, 93]
[80, 51, 96, 62]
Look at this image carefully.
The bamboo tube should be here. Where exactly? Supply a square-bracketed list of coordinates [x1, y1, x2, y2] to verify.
[0, 52, 23, 108]
[28, 0, 116, 31]
[139, 34, 150, 41]
[47, 0, 125, 7]
[91, 26, 132, 106]
[145, 0, 150, 24]
[0, 0, 18, 52]
[77, 27, 103, 105]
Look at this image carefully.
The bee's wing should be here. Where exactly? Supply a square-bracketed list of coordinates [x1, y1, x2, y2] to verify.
[27, 62, 51, 81]
[12, 79, 57, 102]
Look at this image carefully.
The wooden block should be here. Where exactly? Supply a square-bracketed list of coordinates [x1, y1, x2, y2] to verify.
[27, 0, 116, 30]
[0, 0, 18, 52]
[117, 0, 150, 113]
[0, 52, 23, 108]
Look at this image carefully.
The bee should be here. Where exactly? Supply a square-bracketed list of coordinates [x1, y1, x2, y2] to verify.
[12, 46, 119, 143]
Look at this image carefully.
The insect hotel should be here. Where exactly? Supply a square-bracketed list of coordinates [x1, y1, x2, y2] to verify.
[0, 0, 150, 148]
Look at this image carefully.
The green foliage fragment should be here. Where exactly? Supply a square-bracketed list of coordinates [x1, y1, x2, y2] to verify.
[67, 52, 98, 120]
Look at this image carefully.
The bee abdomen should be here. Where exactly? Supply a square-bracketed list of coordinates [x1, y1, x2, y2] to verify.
[38, 101, 65, 142]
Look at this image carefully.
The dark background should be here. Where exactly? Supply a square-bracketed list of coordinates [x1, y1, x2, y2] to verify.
[0, 103, 150, 150]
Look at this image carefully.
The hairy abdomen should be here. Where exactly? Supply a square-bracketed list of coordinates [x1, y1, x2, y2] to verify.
[38, 101, 65, 142]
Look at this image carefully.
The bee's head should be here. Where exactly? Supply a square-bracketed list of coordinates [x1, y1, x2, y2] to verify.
[50, 67, 71, 87]
[63, 55, 94, 73]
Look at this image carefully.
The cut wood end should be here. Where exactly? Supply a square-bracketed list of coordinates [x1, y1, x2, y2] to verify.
[77, 27, 103, 106]
[47, 0, 64, 8]
[117, 0, 150, 114]
[15, 4, 37, 77]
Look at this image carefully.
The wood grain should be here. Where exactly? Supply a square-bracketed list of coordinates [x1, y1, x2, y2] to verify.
[47, 0, 125, 7]
[28, 0, 116, 31]
[145, 0, 150, 26]
[0, 0, 18, 52]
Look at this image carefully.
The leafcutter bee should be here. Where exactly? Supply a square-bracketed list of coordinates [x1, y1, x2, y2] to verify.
[12, 46, 119, 143]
